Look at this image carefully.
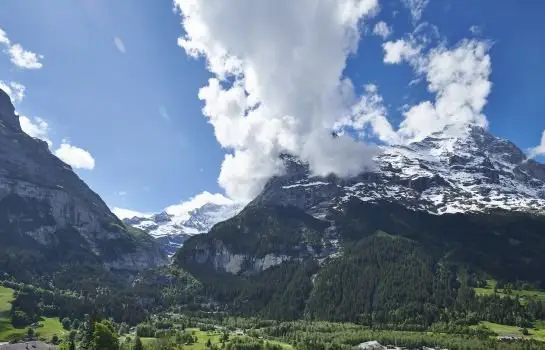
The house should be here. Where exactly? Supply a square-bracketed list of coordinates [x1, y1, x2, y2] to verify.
[0, 341, 56, 349]
[356, 340, 386, 349]
[497, 334, 521, 341]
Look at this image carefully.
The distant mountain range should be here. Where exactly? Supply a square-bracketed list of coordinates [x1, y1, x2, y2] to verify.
[123, 202, 243, 256]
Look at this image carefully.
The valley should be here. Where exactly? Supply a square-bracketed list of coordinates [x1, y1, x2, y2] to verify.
[2, 66, 545, 348]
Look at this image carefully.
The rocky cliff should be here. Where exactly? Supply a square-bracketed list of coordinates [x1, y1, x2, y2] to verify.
[0, 88, 166, 282]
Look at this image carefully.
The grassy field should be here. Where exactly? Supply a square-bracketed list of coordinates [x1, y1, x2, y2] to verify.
[474, 280, 545, 302]
[0, 285, 65, 342]
[122, 328, 294, 349]
[471, 321, 545, 342]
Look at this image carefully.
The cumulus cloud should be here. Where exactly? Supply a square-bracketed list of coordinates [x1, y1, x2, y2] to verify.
[383, 38, 421, 64]
[0, 81, 25, 104]
[112, 207, 152, 220]
[402, 0, 429, 22]
[397, 40, 491, 141]
[19, 116, 52, 147]
[113, 37, 126, 53]
[8, 44, 44, 69]
[174, 0, 380, 200]
[0, 28, 9, 45]
[373, 21, 392, 39]
[353, 37, 491, 144]
[19, 114, 97, 170]
[528, 131, 545, 158]
[54, 141, 96, 170]
[335, 84, 399, 144]
[166, 191, 234, 219]
[0, 28, 44, 69]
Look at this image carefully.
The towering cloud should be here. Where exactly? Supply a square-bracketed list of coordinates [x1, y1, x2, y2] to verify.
[174, 0, 493, 201]
[174, 0, 381, 200]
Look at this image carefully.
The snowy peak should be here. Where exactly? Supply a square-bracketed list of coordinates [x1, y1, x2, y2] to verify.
[183, 202, 243, 233]
[254, 125, 545, 216]
[122, 201, 244, 256]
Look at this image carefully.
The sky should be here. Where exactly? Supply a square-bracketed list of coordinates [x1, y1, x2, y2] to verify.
[0, 0, 544, 218]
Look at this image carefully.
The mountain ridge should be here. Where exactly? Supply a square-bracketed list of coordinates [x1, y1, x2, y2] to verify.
[0, 88, 167, 287]
[253, 124, 545, 217]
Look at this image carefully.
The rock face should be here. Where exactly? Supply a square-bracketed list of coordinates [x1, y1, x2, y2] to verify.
[0, 88, 166, 277]
[177, 124, 545, 275]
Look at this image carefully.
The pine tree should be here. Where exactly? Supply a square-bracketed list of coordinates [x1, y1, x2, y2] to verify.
[133, 335, 144, 350]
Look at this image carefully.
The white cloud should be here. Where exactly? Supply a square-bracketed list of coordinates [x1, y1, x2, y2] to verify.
[166, 191, 234, 219]
[8, 44, 44, 69]
[19, 115, 52, 147]
[117, 191, 128, 197]
[112, 207, 152, 220]
[399, 40, 491, 141]
[373, 21, 392, 39]
[174, 0, 380, 200]
[0, 27, 44, 69]
[383, 38, 421, 64]
[54, 141, 96, 170]
[113, 37, 126, 53]
[0, 28, 9, 45]
[470, 25, 482, 36]
[402, 0, 429, 22]
[336, 84, 399, 144]
[528, 131, 545, 158]
[0, 81, 26, 104]
[372, 38, 492, 143]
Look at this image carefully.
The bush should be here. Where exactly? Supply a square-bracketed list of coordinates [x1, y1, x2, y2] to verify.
[11, 310, 33, 328]
[62, 317, 71, 330]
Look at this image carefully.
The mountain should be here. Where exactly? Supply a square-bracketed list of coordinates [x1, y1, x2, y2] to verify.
[253, 124, 545, 216]
[0, 88, 167, 287]
[174, 125, 545, 322]
[123, 202, 243, 256]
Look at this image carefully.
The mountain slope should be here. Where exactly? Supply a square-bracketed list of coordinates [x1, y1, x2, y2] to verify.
[0, 88, 166, 286]
[174, 125, 545, 321]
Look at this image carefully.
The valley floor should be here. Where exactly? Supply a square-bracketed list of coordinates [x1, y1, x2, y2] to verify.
[0, 286, 65, 343]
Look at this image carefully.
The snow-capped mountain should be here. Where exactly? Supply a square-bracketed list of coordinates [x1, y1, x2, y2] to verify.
[129, 125, 545, 259]
[254, 125, 545, 217]
[177, 124, 545, 276]
[123, 202, 244, 256]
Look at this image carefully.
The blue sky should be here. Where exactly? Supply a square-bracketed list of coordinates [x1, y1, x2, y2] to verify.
[0, 0, 544, 216]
